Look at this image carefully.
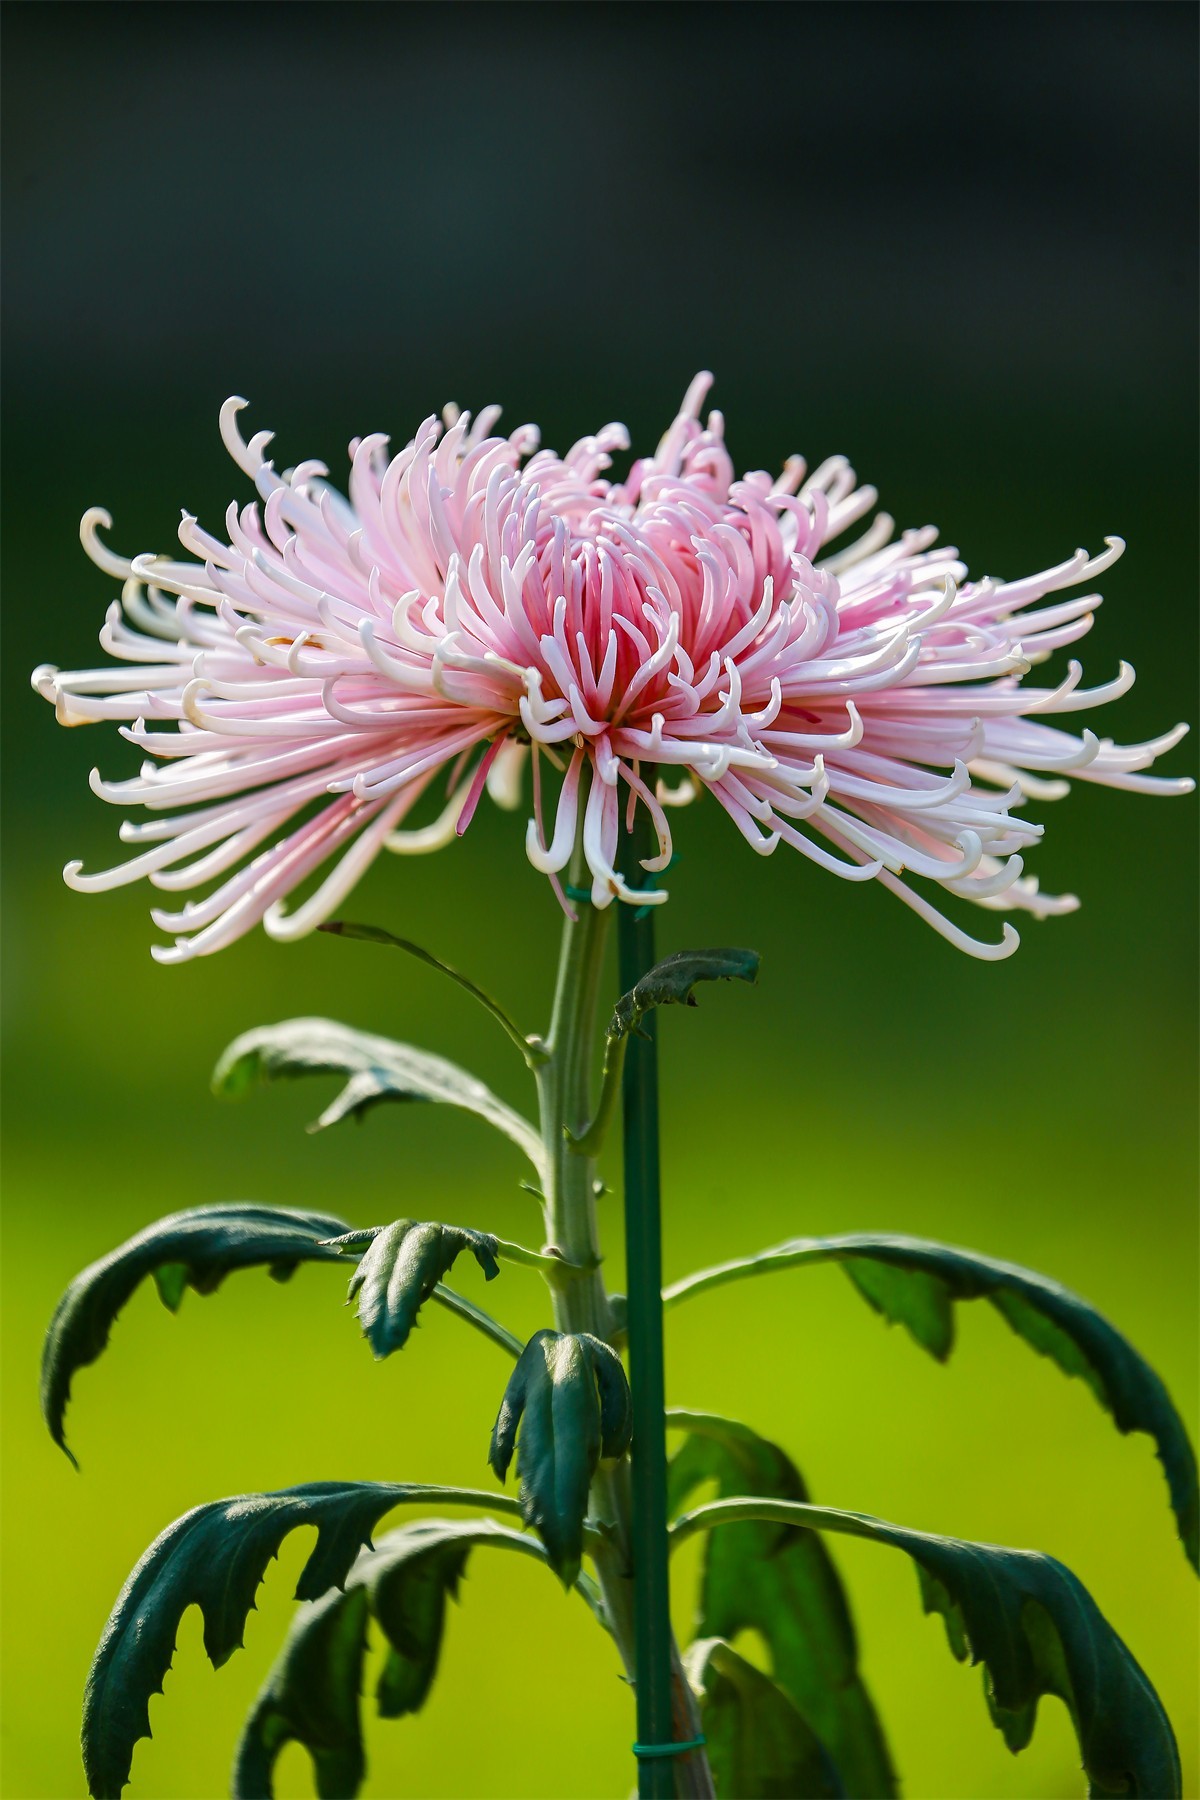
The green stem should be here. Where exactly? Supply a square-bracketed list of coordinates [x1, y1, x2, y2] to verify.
[536, 884, 614, 1337]
[532, 810, 712, 1800]
[617, 821, 677, 1800]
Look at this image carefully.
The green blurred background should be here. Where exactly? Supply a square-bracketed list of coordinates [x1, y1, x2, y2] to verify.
[2, 4, 1196, 1796]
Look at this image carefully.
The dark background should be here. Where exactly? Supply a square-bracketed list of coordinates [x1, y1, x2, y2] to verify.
[3, 6, 1196, 1797]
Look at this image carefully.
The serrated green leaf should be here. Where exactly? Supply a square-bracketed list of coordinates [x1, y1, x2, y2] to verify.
[212, 1016, 543, 1169]
[325, 1220, 500, 1358]
[668, 1412, 895, 1799]
[609, 948, 759, 1040]
[571, 947, 762, 1156]
[232, 1518, 553, 1800]
[365, 1519, 546, 1717]
[684, 1637, 845, 1799]
[489, 1330, 631, 1585]
[82, 1480, 522, 1799]
[672, 1496, 1182, 1799]
[664, 1232, 1199, 1570]
[370, 1529, 472, 1721]
[42, 1203, 351, 1462]
[233, 1585, 369, 1800]
[319, 921, 541, 1065]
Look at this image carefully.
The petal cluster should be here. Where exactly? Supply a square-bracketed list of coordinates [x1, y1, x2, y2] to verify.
[34, 374, 1191, 962]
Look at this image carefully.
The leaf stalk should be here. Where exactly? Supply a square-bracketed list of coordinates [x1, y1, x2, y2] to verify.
[320, 920, 546, 1067]
[565, 1030, 628, 1158]
[431, 1286, 524, 1359]
[492, 1236, 596, 1281]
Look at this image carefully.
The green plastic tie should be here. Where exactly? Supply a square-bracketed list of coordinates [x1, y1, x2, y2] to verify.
[565, 854, 681, 919]
[632, 1736, 707, 1760]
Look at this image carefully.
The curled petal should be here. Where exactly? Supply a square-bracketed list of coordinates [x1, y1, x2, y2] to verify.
[526, 749, 586, 874]
[385, 784, 471, 854]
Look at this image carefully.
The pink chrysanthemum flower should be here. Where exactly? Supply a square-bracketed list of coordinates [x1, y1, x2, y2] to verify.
[35, 374, 1191, 963]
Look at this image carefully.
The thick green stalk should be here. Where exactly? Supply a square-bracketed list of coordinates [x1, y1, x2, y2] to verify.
[617, 861, 675, 1800]
[536, 877, 613, 1339]
[534, 826, 712, 1800]
[534, 860, 639, 1688]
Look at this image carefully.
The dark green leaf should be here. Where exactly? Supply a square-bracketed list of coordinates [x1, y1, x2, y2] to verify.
[489, 1330, 631, 1585]
[233, 1586, 369, 1800]
[232, 1518, 551, 1800]
[664, 1233, 1199, 1571]
[42, 1203, 350, 1462]
[325, 1220, 500, 1358]
[609, 948, 760, 1039]
[212, 1017, 543, 1168]
[668, 1412, 895, 1799]
[370, 1525, 473, 1720]
[319, 922, 540, 1064]
[672, 1496, 1182, 1800]
[366, 1519, 545, 1717]
[684, 1637, 845, 1800]
[589, 1332, 634, 1459]
[82, 1480, 519, 1799]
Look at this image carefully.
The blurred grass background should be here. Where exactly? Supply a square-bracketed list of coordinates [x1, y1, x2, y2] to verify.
[2, 4, 1196, 1797]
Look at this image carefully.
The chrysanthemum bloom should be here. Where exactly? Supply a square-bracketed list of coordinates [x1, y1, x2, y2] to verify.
[34, 374, 1192, 963]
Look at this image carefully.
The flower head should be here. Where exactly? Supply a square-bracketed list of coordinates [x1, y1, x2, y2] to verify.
[35, 374, 1191, 962]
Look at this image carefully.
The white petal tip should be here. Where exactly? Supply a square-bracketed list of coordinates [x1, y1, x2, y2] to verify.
[680, 371, 715, 418]
[261, 911, 286, 941]
[262, 901, 310, 943]
[150, 941, 189, 965]
[622, 886, 669, 908]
